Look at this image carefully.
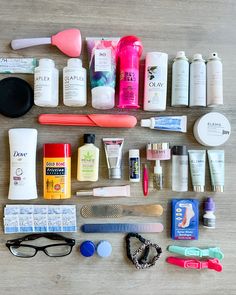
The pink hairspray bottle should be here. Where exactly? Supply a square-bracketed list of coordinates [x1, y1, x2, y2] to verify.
[117, 36, 143, 109]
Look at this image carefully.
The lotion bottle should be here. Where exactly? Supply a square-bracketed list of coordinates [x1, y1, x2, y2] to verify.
[63, 58, 87, 106]
[171, 51, 189, 107]
[144, 52, 168, 111]
[207, 52, 223, 106]
[34, 58, 59, 107]
[189, 54, 206, 107]
[77, 134, 99, 182]
[8, 128, 38, 200]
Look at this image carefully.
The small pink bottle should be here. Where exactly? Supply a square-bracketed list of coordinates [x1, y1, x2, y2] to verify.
[117, 36, 143, 109]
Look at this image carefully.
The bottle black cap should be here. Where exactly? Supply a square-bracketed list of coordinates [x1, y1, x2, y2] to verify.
[0, 77, 33, 118]
[84, 134, 95, 144]
[172, 145, 187, 155]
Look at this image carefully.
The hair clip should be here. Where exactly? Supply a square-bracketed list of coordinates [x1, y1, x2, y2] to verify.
[125, 232, 162, 270]
[167, 245, 224, 260]
[166, 256, 223, 272]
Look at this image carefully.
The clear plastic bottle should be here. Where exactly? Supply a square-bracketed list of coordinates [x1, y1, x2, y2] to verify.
[153, 160, 163, 190]
[34, 58, 59, 107]
[63, 58, 87, 107]
[172, 145, 188, 192]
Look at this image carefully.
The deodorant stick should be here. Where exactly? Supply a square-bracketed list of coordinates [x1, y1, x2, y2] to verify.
[143, 52, 168, 111]
[207, 52, 223, 106]
[189, 54, 206, 107]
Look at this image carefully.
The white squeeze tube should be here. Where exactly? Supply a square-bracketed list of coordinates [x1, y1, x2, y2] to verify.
[8, 128, 38, 200]
[76, 185, 130, 197]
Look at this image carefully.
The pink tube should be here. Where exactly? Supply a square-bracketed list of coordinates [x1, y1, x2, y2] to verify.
[117, 36, 143, 109]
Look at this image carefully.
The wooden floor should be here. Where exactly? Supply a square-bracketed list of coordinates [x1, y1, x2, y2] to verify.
[0, 0, 235, 294]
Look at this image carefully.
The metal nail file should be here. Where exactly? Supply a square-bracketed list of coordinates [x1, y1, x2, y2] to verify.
[81, 223, 164, 233]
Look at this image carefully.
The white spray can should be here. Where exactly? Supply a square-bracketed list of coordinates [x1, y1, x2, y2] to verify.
[143, 52, 168, 111]
[63, 58, 87, 107]
[8, 128, 38, 200]
[189, 54, 206, 107]
[207, 52, 223, 106]
[171, 51, 189, 107]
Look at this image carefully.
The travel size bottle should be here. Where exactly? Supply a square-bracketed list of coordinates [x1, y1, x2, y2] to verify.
[203, 197, 216, 229]
[77, 134, 99, 182]
[144, 52, 168, 111]
[34, 58, 59, 107]
[63, 58, 87, 107]
[172, 145, 188, 192]
[207, 52, 223, 107]
[189, 54, 206, 107]
[171, 51, 189, 107]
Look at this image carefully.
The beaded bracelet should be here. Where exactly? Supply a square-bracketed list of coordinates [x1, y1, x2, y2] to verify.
[125, 232, 162, 269]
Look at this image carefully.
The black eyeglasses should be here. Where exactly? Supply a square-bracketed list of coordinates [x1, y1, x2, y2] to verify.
[6, 233, 75, 258]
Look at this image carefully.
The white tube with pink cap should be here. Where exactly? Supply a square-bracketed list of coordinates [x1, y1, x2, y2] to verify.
[76, 185, 130, 197]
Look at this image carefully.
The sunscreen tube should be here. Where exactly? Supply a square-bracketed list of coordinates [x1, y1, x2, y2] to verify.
[141, 116, 187, 133]
[188, 150, 206, 192]
[103, 138, 124, 179]
[207, 150, 224, 192]
[76, 185, 130, 197]
[8, 128, 38, 200]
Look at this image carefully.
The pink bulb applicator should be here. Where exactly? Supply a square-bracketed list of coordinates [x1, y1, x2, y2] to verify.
[11, 28, 82, 57]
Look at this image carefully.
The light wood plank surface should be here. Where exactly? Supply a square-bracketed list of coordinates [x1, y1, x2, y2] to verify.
[0, 0, 235, 294]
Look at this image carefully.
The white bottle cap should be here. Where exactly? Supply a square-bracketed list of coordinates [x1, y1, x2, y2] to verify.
[67, 58, 82, 67]
[92, 86, 115, 109]
[208, 52, 221, 61]
[39, 58, 55, 68]
[175, 51, 188, 60]
[140, 119, 151, 128]
[192, 54, 205, 62]
[129, 149, 139, 158]
[154, 161, 162, 174]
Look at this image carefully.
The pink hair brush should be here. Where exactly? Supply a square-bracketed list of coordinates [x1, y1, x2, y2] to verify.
[11, 28, 82, 57]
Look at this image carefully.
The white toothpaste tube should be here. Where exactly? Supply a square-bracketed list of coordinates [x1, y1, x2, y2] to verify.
[76, 185, 130, 197]
[141, 116, 187, 133]
[0, 58, 37, 74]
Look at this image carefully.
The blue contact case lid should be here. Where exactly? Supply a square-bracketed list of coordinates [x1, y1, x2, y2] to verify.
[97, 240, 112, 257]
[80, 240, 96, 257]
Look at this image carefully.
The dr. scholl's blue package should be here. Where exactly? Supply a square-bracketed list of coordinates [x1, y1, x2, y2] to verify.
[171, 199, 199, 240]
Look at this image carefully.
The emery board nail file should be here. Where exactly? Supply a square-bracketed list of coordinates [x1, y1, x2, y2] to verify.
[80, 204, 163, 218]
[81, 223, 164, 233]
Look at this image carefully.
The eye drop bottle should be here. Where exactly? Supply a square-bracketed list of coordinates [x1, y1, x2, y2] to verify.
[207, 52, 223, 106]
[171, 145, 188, 192]
[143, 52, 168, 111]
[171, 51, 189, 107]
[77, 134, 99, 182]
[8, 128, 38, 200]
[189, 54, 206, 107]
[34, 58, 59, 107]
[63, 58, 86, 107]
[203, 197, 216, 229]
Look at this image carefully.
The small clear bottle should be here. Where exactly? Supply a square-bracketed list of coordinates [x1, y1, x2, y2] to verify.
[63, 58, 87, 107]
[77, 134, 99, 182]
[34, 58, 59, 107]
[172, 145, 188, 192]
[153, 160, 163, 190]
[203, 197, 216, 229]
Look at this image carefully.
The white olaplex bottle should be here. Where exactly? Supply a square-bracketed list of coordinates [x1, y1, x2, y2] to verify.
[189, 54, 206, 107]
[172, 145, 188, 192]
[207, 52, 223, 106]
[63, 58, 87, 107]
[143, 52, 168, 111]
[171, 51, 189, 107]
[8, 128, 38, 200]
[34, 58, 59, 107]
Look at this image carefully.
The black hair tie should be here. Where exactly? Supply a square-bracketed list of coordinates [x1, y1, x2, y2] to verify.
[125, 233, 162, 270]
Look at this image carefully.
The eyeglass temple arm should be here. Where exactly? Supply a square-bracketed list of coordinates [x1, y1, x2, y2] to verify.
[6, 233, 75, 244]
